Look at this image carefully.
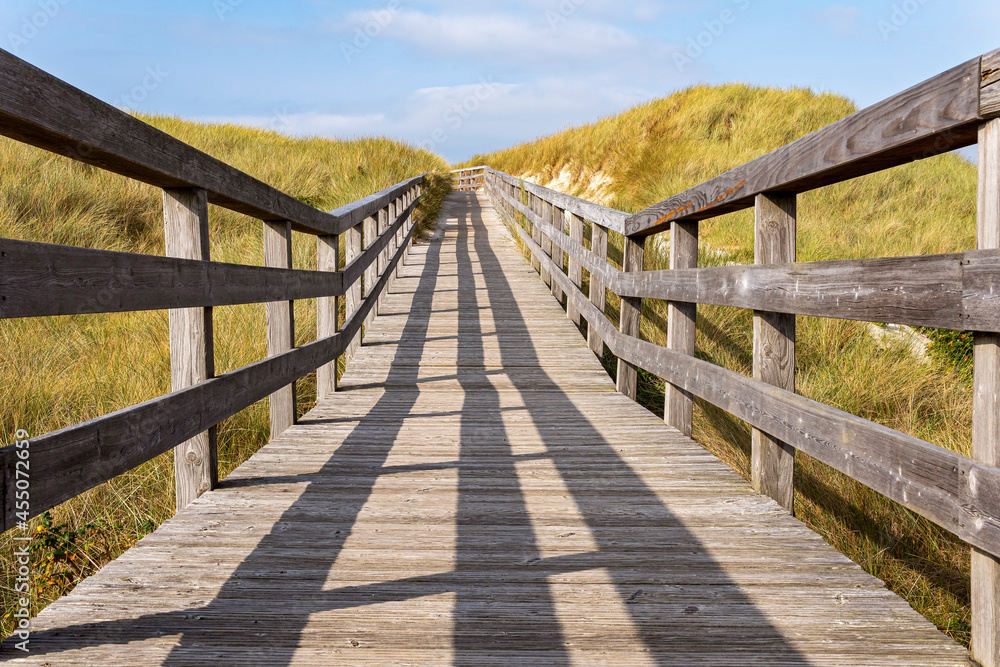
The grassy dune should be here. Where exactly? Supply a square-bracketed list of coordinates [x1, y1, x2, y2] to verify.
[0, 116, 450, 637]
[465, 84, 978, 644]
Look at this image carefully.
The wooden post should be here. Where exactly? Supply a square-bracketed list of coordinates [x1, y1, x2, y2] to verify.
[588, 223, 609, 357]
[617, 235, 645, 400]
[665, 221, 698, 436]
[752, 193, 796, 513]
[163, 187, 217, 511]
[345, 221, 362, 362]
[536, 195, 550, 285]
[550, 203, 566, 304]
[567, 211, 584, 326]
[974, 117, 1000, 667]
[377, 200, 392, 312]
[317, 232, 339, 399]
[263, 220, 296, 437]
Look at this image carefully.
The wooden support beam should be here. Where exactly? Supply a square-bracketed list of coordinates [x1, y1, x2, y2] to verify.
[588, 223, 609, 357]
[550, 202, 565, 304]
[263, 220, 296, 437]
[163, 187, 217, 511]
[974, 117, 1000, 667]
[567, 211, 584, 326]
[317, 233, 339, 399]
[752, 194, 797, 513]
[536, 194, 550, 285]
[345, 222, 363, 362]
[665, 221, 698, 437]
[617, 235, 645, 400]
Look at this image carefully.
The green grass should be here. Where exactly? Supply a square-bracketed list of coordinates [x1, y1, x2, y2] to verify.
[0, 115, 450, 638]
[465, 83, 978, 646]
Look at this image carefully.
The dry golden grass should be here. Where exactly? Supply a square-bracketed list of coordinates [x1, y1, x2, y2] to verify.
[0, 115, 450, 637]
[466, 84, 978, 645]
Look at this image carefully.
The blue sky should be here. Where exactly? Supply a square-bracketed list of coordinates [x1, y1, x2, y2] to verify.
[1, 0, 997, 163]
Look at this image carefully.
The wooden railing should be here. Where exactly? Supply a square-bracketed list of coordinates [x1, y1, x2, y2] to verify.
[0, 50, 426, 522]
[484, 47, 1000, 666]
[451, 166, 485, 191]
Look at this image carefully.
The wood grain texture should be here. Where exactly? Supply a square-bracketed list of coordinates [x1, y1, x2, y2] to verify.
[973, 118, 1000, 667]
[511, 214, 1000, 561]
[588, 223, 609, 357]
[2, 192, 967, 665]
[567, 211, 584, 326]
[549, 203, 566, 304]
[488, 168, 628, 234]
[0, 204, 419, 531]
[163, 188, 217, 511]
[326, 175, 426, 234]
[984, 49, 1000, 118]
[752, 194, 796, 513]
[665, 221, 698, 437]
[345, 223, 363, 362]
[625, 58, 982, 236]
[264, 221, 296, 439]
[0, 237, 345, 318]
[617, 235, 644, 400]
[316, 234, 340, 399]
[0, 50, 424, 237]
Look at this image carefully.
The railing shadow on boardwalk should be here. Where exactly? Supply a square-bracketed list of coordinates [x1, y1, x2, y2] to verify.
[13, 195, 808, 665]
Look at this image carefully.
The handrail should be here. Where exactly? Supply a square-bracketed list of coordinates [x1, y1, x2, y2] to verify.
[0, 51, 428, 528]
[479, 49, 1000, 660]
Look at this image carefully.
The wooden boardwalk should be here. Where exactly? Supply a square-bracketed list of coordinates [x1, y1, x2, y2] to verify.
[5, 193, 968, 665]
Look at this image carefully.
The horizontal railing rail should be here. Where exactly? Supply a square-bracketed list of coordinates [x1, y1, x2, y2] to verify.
[0, 48, 427, 528]
[451, 166, 486, 191]
[481, 46, 1000, 666]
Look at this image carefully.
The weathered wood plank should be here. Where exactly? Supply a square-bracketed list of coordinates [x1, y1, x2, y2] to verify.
[345, 223, 363, 362]
[751, 194, 796, 513]
[625, 58, 983, 235]
[973, 117, 1000, 667]
[488, 168, 628, 233]
[589, 223, 609, 357]
[513, 216, 1000, 560]
[0, 238, 345, 318]
[617, 235, 644, 400]
[263, 221, 296, 438]
[665, 221, 698, 437]
[0, 210, 418, 530]
[550, 203, 566, 304]
[984, 49, 1000, 118]
[327, 175, 426, 234]
[163, 188, 217, 511]
[567, 211, 584, 325]
[316, 233, 339, 399]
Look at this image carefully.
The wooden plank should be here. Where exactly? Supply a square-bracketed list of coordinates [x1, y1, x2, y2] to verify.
[665, 221, 698, 437]
[326, 175, 426, 233]
[0, 211, 419, 531]
[973, 117, 1000, 667]
[488, 168, 628, 233]
[364, 207, 386, 332]
[617, 235, 644, 400]
[513, 218, 1000, 560]
[984, 49, 1000, 119]
[567, 212, 584, 326]
[345, 223, 363, 362]
[550, 203, 566, 304]
[163, 188, 217, 511]
[0, 237, 345, 318]
[625, 58, 983, 236]
[751, 194, 796, 513]
[316, 234, 339, 399]
[588, 223, 609, 357]
[263, 221, 296, 438]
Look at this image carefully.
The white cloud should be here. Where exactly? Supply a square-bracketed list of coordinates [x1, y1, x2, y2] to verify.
[195, 111, 386, 137]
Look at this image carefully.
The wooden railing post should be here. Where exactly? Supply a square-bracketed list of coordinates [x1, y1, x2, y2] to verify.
[550, 203, 566, 305]
[317, 232, 339, 399]
[588, 223, 609, 357]
[752, 193, 796, 513]
[536, 194, 549, 284]
[617, 234, 645, 399]
[263, 220, 296, 437]
[163, 187, 217, 510]
[974, 116, 1000, 667]
[377, 200, 392, 312]
[665, 221, 698, 436]
[345, 221, 362, 362]
[567, 211, 584, 326]
[362, 211, 379, 333]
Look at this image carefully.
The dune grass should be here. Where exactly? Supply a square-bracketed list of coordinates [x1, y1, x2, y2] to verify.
[465, 83, 978, 645]
[0, 116, 450, 638]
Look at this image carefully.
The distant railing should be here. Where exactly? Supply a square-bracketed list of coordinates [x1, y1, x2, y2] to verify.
[0, 49, 426, 521]
[451, 166, 485, 191]
[483, 47, 1000, 667]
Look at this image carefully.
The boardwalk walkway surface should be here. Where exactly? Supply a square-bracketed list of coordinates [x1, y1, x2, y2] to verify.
[5, 193, 968, 665]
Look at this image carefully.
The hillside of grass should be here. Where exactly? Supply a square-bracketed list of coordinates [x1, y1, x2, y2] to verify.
[0, 116, 450, 637]
[465, 84, 979, 644]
